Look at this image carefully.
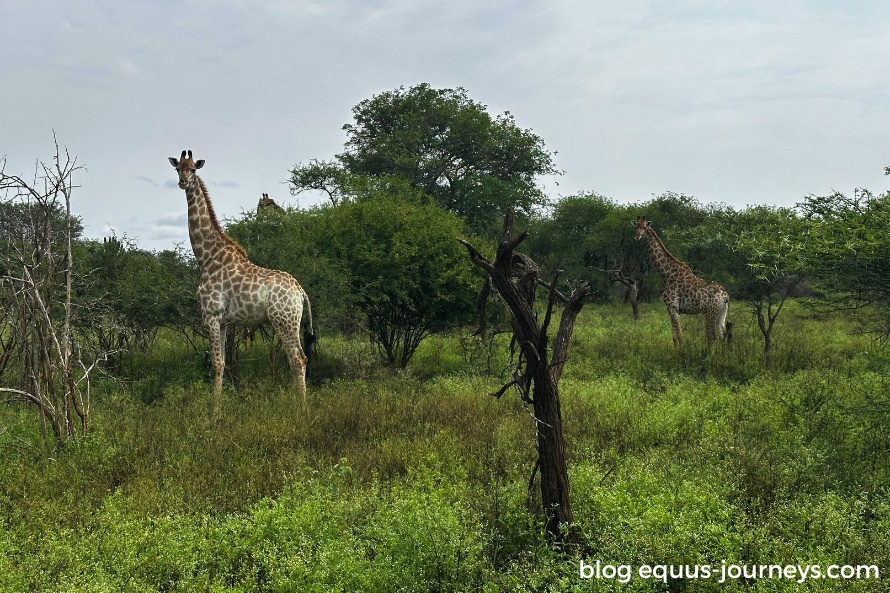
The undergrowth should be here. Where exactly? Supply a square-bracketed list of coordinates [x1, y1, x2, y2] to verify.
[1, 302, 889, 591]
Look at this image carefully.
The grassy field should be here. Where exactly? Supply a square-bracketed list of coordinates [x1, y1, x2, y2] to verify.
[1, 302, 888, 591]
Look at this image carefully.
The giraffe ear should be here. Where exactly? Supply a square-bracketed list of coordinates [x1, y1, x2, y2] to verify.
[630, 220, 636, 227]
[168, 157, 179, 167]
[646, 221, 653, 228]
[194, 160, 205, 169]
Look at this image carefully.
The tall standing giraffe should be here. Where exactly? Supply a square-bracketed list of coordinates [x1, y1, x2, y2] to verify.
[632, 216, 729, 349]
[169, 150, 315, 400]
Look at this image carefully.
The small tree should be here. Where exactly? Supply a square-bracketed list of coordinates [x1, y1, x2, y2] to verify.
[732, 206, 806, 365]
[75, 237, 201, 372]
[0, 140, 105, 445]
[526, 192, 618, 297]
[314, 182, 477, 367]
[678, 205, 805, 365]
[596, 265, 642, 321]
[459, 211, 589, 544]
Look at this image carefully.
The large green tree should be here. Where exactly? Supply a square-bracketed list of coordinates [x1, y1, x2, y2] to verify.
[290, 84, 559, 236]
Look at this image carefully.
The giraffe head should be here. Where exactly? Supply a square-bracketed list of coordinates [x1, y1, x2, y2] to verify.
[258, 193, 285, 211]
[168, 150, 205, 189]
[631, 216, 652, 240]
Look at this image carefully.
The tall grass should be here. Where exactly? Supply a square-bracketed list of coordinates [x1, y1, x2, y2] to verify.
[1, 302, 888, 591]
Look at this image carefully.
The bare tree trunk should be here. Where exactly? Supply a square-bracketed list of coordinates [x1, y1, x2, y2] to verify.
[459, 211, 589, 544]
[751, 277, 798, 369]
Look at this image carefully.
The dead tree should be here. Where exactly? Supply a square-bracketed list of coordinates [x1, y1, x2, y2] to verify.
[0, 138, 109, 446]
[472, 251, 539, 337]
[459, 211, 589, 544]
[595, 265, 642, 321]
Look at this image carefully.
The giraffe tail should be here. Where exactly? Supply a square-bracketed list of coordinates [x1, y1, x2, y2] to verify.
[717, 296, 730, 342]
[303, 291, 316, 362]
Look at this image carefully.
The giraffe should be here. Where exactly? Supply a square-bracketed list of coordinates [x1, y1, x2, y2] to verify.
[257, 193, 283, 212]
[632, 216, 729, 349]
[168, 150, 315, 400]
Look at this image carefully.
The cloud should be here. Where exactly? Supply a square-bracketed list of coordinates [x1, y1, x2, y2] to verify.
[119, 57, 140, 77]
[150, 227, 188, 241]
[145, 212, 189, 242]
[210, 180, 241, 189]
[154, 212, 188, 227]
[5, 0, 890, 254]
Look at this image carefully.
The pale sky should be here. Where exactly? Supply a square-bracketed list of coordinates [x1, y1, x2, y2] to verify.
[2, 1, 889, 251]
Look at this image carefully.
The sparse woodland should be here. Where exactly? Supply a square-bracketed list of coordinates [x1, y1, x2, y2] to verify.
[2, 87, 889, 591]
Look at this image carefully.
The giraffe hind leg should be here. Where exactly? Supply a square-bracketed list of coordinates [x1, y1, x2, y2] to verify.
[704, 313, 718, 350]
[271, 316, 308, 402]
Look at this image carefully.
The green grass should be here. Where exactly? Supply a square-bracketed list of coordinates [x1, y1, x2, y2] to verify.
[1, 302, 889, 591]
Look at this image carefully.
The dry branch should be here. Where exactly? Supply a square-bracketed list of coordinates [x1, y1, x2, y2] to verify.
[0, 136, 102, 444]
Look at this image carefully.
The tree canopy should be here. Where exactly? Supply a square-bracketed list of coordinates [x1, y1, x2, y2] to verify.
[796, 189, 890, 323]
[317, 187, 477, 367]
[290, 84, 559, 236]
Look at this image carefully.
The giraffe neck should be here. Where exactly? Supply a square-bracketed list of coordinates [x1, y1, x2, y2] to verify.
[184, 175, 245, 270]
[643, 227, 689, 283]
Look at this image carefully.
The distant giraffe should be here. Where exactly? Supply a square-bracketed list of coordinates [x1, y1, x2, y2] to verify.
[632, 217, 729, 349]
[169, 150, 315, 400]
[257, 193, 283, 212]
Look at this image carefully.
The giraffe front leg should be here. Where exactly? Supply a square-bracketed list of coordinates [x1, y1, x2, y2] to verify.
[667, 306, 683, 347]
[205, 315, 225, 395]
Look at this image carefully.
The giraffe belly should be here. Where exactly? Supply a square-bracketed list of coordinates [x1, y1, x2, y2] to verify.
[678, 302, 703, 315]
[224, 297, 269, 326]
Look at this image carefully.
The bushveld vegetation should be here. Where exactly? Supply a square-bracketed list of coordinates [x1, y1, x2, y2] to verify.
[1, 303, 888, 591]
[2, 85, 890, 590]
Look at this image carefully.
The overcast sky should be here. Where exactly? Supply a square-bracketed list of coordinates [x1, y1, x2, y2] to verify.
[2, 1, 889, 251]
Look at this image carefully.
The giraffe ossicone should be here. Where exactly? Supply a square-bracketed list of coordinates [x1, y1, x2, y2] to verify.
[632, 216, 729, 349]
[169, 150, 315, 399]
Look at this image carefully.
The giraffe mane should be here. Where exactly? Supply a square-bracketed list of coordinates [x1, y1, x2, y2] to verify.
[195, 176, 249, 259]
[646, 225, 695, 273]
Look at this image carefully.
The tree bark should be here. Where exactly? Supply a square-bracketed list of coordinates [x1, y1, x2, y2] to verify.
[459, 211, 589, 544]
